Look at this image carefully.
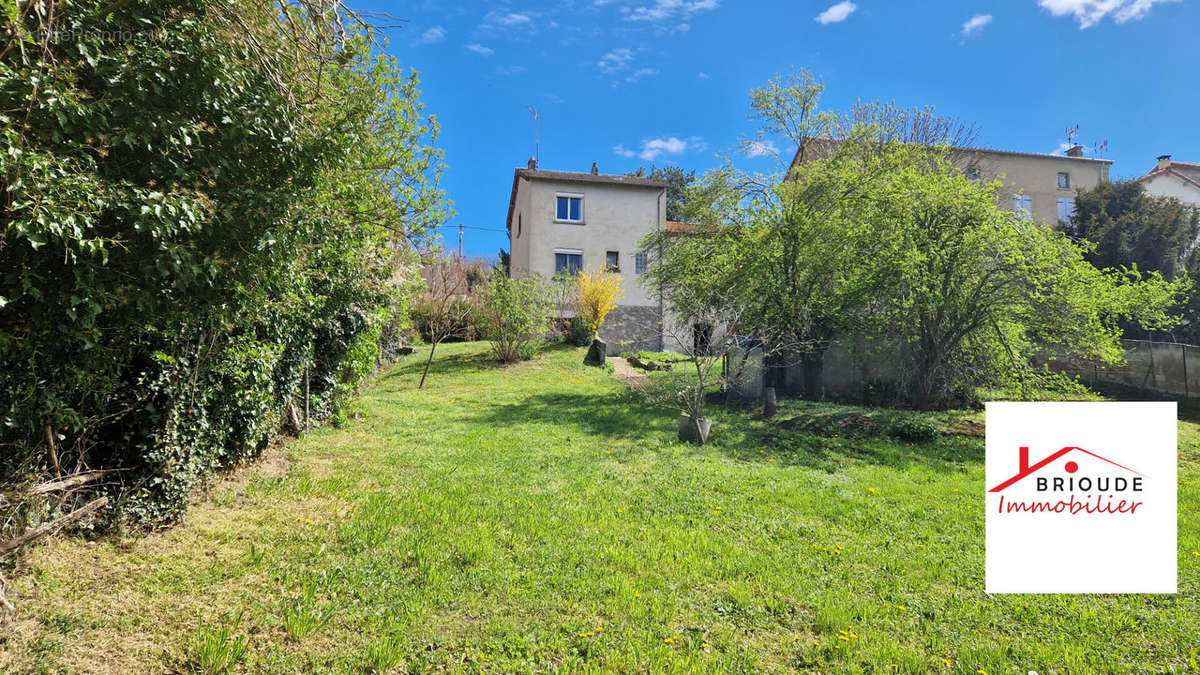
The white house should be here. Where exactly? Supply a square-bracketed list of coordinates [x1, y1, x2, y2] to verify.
[505, 159, 668, 350]
[1135, 155, 1200, 207]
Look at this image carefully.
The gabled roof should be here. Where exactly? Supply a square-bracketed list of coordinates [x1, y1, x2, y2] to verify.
[1134, 162, 1200, 192]
[505, 167, 667, 231]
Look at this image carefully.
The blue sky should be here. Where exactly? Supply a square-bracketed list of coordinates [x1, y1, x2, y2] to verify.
[354, 0, 1198, 258]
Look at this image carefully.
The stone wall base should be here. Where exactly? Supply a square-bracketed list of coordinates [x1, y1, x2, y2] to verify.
[599, 305, 662, 352]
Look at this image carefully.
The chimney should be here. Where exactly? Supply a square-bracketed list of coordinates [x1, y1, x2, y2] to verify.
[527, 156, 538, 170]
[1066, 144, 1084, 158]
[590, 162, 599, 175]
[1019, 446, 1030, 474]
[1157, 154, 1172, 170]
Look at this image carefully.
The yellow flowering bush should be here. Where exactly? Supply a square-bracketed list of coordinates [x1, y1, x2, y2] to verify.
[574, 269, 624, 338]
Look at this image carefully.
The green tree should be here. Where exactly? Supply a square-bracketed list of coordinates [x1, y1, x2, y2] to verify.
[627, 165, 697, 221]
[1070, 181, 1200, 341]
[481, 273, 552, 363]
[0, 0, 447, 524]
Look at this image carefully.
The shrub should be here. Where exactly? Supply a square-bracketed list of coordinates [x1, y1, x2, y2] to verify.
[564, 316, 594, 347]
[481, 274, 553, 363]
[0, 0, 446, 526]
[882, 415, 939, 443]
[574, 269, 624, 339]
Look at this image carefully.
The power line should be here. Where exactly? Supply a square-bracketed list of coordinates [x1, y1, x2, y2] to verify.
[436, 225, 507, 233]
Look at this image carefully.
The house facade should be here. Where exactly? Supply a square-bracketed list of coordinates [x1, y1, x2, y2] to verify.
[1134, 155, 1200, 207]
[789, 142, 1113, 227]
[506, 159, 668, 350]
[960, 145, 1112, 226]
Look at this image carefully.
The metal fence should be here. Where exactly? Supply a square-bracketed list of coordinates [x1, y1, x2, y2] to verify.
[1042, 339, 1200, 398]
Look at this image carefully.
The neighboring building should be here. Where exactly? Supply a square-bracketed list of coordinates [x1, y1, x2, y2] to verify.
[1134, 155, 1200, 207]
[788, 142, 1113, 227]
[961, 145, 1112, 226]
[505, 159, 668, 350]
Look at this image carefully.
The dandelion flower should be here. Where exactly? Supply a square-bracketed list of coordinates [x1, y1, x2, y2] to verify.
[897, 605, 906, 611]
[942, 658, 952, 667]
[868, 487, 876, 493]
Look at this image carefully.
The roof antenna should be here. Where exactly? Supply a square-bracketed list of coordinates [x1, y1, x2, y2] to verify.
[1065, 124, 1079, 149]
[527, 106, 540, 167]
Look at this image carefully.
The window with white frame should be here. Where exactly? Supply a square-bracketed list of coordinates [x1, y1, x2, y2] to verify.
[605, 251, 620, 272]
[1056, 172, 1070, 189]
[555, 194, 583, 223]
[635, 252, 648, 275]
[1012, 194, 1033, 218]
[554, 249, 583, 275]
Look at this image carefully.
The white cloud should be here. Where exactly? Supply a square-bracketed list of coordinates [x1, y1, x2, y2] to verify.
[597, 47, 635, 73]
[411, 26, 446, 46]
[745, 140, 779, 158]
[465, 43, 494, 56]
[638, 136, 689, 160]
[961, 13, 993, 36]
[626, 67, 659, 82]
[495, 65, 527, 76]
[625, 0, 720, 22]
[613, 144, 636, 158]
[815, 1, 856, 24]
[488, 11, 532, 26]
[696, 71, 710, 79]
[1037, 0, 1179, 28]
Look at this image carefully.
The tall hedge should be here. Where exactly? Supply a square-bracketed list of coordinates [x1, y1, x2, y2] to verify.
[0, 0, 446, 526]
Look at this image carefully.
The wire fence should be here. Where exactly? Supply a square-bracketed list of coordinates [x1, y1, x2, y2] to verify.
[1042, 339, 1200, 398]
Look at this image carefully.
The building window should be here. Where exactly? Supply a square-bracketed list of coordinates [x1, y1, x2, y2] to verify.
[635, 252, 648, 275]
[554, 251, 582, 275]
[606, 251, 620, 272]
[1012, 194, 1033, 218]
[1057, 197, 1076, 226]
[1057, 172, 1070, 189]
[965, 167, 981, 182]
[556, 195, 583, 223]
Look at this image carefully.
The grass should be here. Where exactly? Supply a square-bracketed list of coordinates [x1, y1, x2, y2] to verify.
[1, 341, 1198, 672]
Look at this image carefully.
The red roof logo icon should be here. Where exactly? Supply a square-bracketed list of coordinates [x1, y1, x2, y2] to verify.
[988, 446, 1143, 493]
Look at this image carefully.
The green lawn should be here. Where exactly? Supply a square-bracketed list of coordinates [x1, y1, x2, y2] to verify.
[3, 342, 1199, 673]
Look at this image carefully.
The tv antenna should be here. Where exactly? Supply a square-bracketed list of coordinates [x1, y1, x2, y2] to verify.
[1065, 124, 1079, 148]
[1093, 139, 1109, 157]
[527, 106, 540, 166]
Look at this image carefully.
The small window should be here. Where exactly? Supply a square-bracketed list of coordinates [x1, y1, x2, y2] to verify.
[606, 251, 619, 272]
[635, 252, 648, 275]
[554, 252, 582, 275]
[1012, 194, 1033, 218]
[1057, 172, 1070, 189]
[965, 167, 981, 182]
[1057, 197, 1076, 226]
[556, 195, 583, 222]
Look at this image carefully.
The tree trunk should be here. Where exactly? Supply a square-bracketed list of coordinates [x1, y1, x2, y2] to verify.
[419, 341, 438, 389]
[763, 387, 778, 419]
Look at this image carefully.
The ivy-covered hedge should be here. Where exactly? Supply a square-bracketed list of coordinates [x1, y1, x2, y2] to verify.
[0, 0, 445, 526]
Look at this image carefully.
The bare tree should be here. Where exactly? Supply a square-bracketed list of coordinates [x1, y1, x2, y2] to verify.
[417, 258, 473, 388]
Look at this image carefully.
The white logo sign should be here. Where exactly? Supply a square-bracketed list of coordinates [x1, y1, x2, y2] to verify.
[985, 401, 1177, 593]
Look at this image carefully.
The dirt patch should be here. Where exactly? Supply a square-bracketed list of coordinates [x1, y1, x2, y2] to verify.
[609, 358, 648, 387]
[940, 419, 984, 438]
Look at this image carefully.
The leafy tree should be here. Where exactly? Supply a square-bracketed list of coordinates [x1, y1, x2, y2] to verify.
[574, 269, 624, 340]
[627, 165, 697, 221]
[0, 0, 447, 524]
[481, 273, 552, 363]
[1070, 181, 1200, 341]
[642, 70, 1187, 408]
